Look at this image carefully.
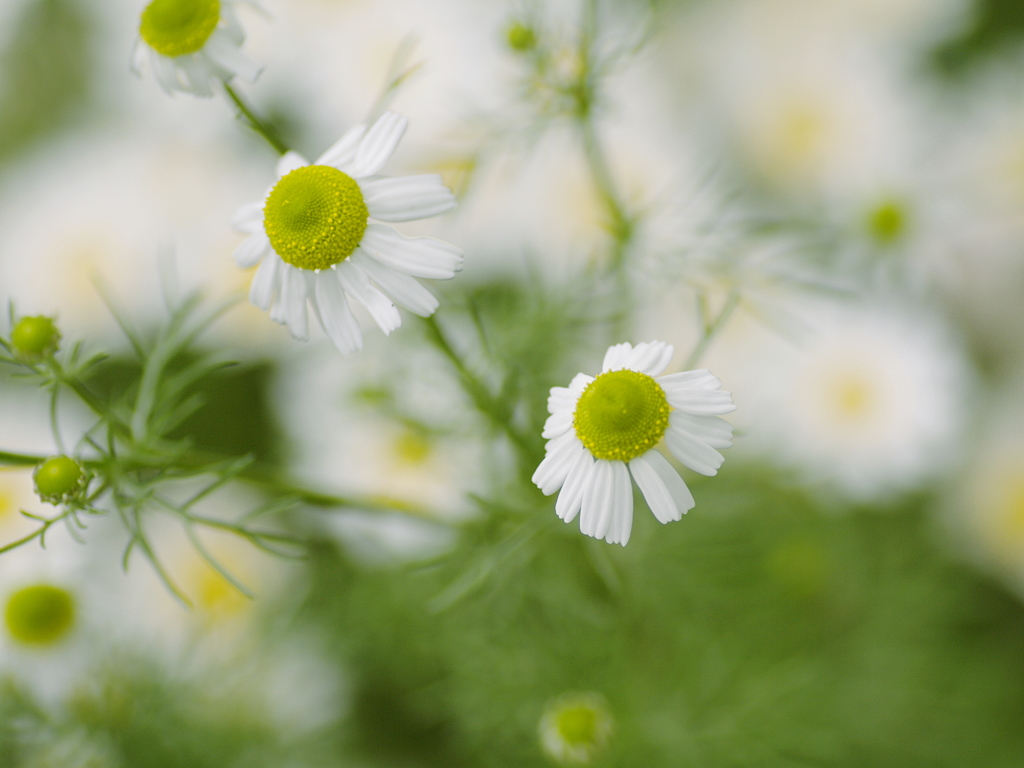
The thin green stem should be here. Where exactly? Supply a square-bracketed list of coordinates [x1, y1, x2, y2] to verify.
[579, 118, 634, 271]
[684, 289, 741, 370]
[421, 316, 536, 459]
[223, 83, 288, 155]
[0, 450, 44, 467]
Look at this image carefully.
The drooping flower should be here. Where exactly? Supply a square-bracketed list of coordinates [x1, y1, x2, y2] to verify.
[132, 0, 263, 97]
[232, 111, 462, 353]
[533, 341, 735, 545]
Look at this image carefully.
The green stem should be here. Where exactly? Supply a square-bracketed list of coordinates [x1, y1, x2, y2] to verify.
[421, 316, 536, 459]
[223, 83, 288, 155]
[0, 448, 433, 517]
[0, 450, 43, 467]
[579, 118, 634, 271]
[684, 289, 741, 370]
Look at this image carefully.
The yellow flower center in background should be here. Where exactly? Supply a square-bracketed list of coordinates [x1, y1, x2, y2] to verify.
[140, 0, 221, 58]
[4, 584, 76, 646]
[556, 704, 598, 746]
[867, 200, 907, 245]
[831, 376, 874, 419]
[574, 370, 669, 462]
[263, 165, 369, 271]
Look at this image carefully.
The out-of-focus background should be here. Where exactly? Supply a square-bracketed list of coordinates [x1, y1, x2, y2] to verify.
[2, 0, 1024, 765]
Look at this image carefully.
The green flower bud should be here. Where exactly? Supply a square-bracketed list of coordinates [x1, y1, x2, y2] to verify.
[4, 584, 76, 646]
[507, 23, 537, 53]
[10, 315, 61, 361]
[34, 456, 86, 505]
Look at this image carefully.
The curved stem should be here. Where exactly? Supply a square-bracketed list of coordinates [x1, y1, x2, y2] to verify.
[223, 82, 288, 155]
[684, 289, 741, 370]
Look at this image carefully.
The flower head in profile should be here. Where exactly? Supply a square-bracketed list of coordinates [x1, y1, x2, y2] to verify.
[533, 341, 735, 545]
[132, 0, 263, 97]
[232, 111, 461, 353]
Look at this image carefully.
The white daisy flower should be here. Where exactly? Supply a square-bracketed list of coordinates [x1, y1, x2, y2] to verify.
[231, 111, 462, 353]
[533, 341, 735, 546]
[132, 0, 263, 98]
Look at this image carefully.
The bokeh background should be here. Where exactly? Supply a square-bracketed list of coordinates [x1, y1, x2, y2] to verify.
[2, 0, 1024, 765]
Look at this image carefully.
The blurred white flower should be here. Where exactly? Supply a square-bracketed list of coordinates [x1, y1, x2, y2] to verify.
[132, 0, 263, 97]
[233, 111, 461, 353]
[736, 302, 969, 500]
[533, 341, 735, 546]
[539, 691, 614, 765]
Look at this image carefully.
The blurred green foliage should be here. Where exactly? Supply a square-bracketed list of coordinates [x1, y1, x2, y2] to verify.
[0, 0, 94, 168]
[933, 0, 1024, 74]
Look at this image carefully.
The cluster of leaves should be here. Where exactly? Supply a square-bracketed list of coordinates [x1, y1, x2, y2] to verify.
[0, 290, 302, 604]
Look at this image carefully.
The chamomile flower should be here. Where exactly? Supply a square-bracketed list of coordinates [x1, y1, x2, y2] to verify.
[533, 341, 735, 546]
[232, 111, 462, 353]
[132, 0, 263, 98]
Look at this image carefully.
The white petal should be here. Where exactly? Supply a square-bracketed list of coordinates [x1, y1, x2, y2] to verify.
[176, 54, 214, 97]
[150, 48, 180, 94]
[556, 450, 594, 524]
[605, 460, 634, 545]
[532, 436, 585, 496]
[276, 151, 308, 179]
[568, 373, 595, 398]
[313, 269, 362, 354]
[345, 111, 408, 178]
[131, 39, 147, 75]
[664, 387, 736, 416]
[580, 460, 616, 540]
[360, 224, 463, 280]
[360, 175, 457, 222]
[336, 260, 401, 334]
[547, 386, 577, 416]
[665, 419, 726, 476]
[315, 124, 368, 168]
[233, 232, 269, 268]
[349, 250, 438, 317]
[249, 251, 280, 310]
[658, 369, 722, 391]
[624, 341, 674, 377]
[670, 412, 733, 450]
[219, 3, 245, 44]
[629, 450, 694, 524]
[602, 342, 633, 372]
[278, 264, 310, 340]
[202, 28, 262, 82]
[231, 201, 264, 234]
[542, 409, 574, 440]
[543, 427, 578, 456]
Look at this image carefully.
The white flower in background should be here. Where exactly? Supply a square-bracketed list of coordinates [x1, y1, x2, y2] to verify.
[533, 341, 735, 546]
[740, 303, 968, 500]
[232, 111, 462, 353]
[539, 692, 614, 765]
[132, 0, 262, 97]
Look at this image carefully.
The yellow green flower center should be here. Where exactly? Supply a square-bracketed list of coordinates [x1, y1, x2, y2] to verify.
[867, 200, 907, 245]
[140, 0, 221, 58]
[5, 585, 75, 646]
[574, 369, 669, 462]
[10, 316, 60, 359]
[556, 705, 598, 746]
[263, 165, 369, 271]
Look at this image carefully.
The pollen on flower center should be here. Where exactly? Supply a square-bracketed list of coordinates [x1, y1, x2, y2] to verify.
[263, 165, 369, 271]
[574, 369, 670, 462]
[140, 0, 221, 58]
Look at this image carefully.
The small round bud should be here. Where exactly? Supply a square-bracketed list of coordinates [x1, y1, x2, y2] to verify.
[507, 23, 537, 53]
[4, 584, 76, 646]
[10, 316, 61, 361]
[34, 456, 86, 505]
